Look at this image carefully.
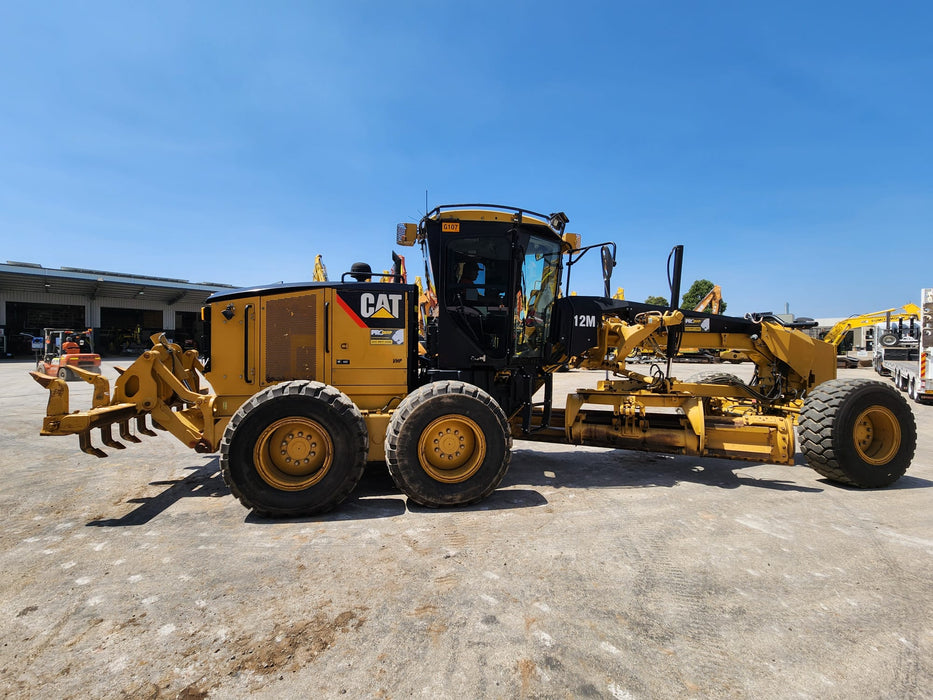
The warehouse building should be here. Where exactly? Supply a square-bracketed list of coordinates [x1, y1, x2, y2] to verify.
[0, 261, 235, 357]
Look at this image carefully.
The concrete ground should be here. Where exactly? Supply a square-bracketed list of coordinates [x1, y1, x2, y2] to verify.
[1, 358, 930, 699]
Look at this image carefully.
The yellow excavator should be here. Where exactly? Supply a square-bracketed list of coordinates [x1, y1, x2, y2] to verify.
[29, 204, 918, 517]
[693, 284, 722, 314]
[312, 254, 328, 282]
[822, 305, 921, 349]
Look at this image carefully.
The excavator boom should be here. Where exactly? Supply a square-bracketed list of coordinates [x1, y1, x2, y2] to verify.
[822, 304, 921, 347]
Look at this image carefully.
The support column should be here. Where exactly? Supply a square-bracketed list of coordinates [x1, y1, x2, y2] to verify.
[87, 300, 101, 328]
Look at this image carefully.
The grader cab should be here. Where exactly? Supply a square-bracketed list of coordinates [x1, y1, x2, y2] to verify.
[32, 204, 918, 517]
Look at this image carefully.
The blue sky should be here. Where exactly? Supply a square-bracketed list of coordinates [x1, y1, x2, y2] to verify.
[1, 1, 930, 317]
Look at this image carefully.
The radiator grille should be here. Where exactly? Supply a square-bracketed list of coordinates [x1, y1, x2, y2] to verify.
[264, 295, 318, 382]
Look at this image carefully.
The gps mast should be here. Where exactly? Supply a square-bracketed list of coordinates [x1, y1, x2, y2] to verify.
[874, 288, 933, 403]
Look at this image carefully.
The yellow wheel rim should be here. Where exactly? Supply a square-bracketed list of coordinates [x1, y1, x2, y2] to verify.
[852, 406, 900, 465]
[418, 414, 486, 483]
[253, 417, 333, 491]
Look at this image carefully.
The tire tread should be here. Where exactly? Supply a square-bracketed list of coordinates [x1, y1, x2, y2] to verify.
[799, 378, 916, 487]
[384, 381, 511, 508]
[220, 380, 367, 517]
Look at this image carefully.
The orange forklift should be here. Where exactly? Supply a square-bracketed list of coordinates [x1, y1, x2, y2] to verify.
[36, 328, 101, 380]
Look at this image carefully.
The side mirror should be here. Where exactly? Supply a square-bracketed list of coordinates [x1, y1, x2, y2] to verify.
[601, 245, 616, 298]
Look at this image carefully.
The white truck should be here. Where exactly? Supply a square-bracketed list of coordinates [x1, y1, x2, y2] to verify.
[874, 287, 932, 403]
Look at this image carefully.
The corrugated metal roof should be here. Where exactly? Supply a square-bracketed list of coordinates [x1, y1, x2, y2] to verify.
[0, 261, 236, 306]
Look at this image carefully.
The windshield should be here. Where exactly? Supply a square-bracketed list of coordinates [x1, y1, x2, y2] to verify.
[514, 236, 562, 359]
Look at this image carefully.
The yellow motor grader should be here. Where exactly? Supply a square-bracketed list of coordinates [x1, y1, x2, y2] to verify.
[31, 204, 917, 516]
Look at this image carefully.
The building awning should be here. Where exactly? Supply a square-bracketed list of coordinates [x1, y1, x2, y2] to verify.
[0, 261, 235, 306]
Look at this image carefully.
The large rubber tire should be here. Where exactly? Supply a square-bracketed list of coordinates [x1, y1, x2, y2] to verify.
[684, 371, 746, 407]
[799, 378, 916, 488]
[385, 381, 511, 508]
[685, 371, 743, 385]
[57, 367, 71, 381]
[220, 380, 368, 517]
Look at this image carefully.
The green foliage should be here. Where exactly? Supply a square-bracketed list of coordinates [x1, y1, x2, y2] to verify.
[681, 279, 727, 314]
[644, 295, 669, 306]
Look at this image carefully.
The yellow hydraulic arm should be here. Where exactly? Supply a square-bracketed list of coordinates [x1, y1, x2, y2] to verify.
[692, 285, 722, 314]
[570, 307, 836, 400]
[313, 255, 328, 282]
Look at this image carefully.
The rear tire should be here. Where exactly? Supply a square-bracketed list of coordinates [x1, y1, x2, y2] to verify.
[799, 378, 916, 488]
[385, 381, 511, 508]
[57, 368, 70, 381]
[220, 381, 367, 517]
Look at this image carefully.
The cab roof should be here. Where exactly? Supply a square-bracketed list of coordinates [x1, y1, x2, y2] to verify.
[425, 204, 567, 235]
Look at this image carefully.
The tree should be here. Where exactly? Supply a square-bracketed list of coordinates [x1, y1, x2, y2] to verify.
[644, 295, 669, 306]
[681, 279, 727, 314]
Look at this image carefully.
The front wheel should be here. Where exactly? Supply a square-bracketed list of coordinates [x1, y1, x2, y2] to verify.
[220, 381, 368, 517]
[799, 378, 916, 488]
[385, 381, 511, 508]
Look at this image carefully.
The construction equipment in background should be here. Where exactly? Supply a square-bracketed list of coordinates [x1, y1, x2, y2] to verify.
[414, 275, 438, 338]
[36, 328, 101, 380]
[822, 304, 921, 349]
[613, 287, 624, 300]
[381, 252, 408, 283]
[313, 255, 328, 282]
[318, 251, 430, 332]
[874, 288, 932, 403]
[316, 253, 406, 285]
[31, 204, 917, 517]
[692, 284, 722, 314]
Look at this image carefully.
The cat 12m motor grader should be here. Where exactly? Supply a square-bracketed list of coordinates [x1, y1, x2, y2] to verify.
[31, 204, 917, 517]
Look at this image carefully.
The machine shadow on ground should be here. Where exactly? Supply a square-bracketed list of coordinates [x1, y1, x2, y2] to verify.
[86, 459, 230, 527]
[504, 445, 827, 494]
[82, 441, 930, 527]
